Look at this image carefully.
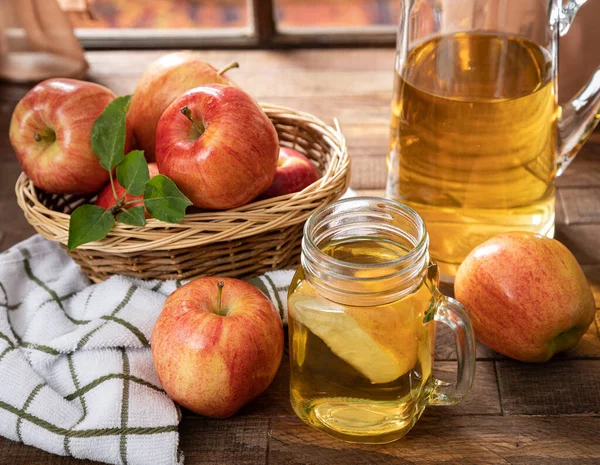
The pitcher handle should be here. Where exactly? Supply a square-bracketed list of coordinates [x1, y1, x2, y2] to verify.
[430, 295, 476, 406]
[556, 0, 600, 175]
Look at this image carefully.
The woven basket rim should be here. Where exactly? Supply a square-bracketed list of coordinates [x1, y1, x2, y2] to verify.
[15, 102, 351, 254]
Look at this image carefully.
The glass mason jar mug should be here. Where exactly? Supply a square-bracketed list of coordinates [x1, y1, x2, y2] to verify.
[287, 197, 476, 444]
[387, 0, 600, 278]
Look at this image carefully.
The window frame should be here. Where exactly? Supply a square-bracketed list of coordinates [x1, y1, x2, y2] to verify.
[75, 0, 397, 49]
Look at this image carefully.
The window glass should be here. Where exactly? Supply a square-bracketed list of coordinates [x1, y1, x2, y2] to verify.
[63, 0, 248, 29]
[274, 0, 399, 28]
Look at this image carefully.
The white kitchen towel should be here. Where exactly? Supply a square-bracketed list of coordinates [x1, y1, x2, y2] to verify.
[0, 235, 294, 465]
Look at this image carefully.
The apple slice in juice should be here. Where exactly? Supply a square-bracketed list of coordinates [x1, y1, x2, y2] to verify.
[289, 284, 419, 384]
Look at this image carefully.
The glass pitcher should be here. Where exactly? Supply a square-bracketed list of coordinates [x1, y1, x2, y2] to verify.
[386, 0, 600, 279]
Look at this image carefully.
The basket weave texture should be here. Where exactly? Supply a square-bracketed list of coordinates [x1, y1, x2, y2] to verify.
[15, 103, 351, 283]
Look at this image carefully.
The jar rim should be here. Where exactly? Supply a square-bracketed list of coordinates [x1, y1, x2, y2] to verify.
[303, 196, 428, 273]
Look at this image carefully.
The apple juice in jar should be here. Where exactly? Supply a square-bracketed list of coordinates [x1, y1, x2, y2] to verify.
[288, 198, 476, 443]
[288, 242, 437, 443]
[287, 196, 477, 444]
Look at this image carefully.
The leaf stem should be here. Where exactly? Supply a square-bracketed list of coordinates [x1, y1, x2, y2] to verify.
[122, 199, 141, 207]
[180, 106, 205, 136]
[216, 281, 226, 316]
[109, 171, 118, 201]
[217, 61, 239, 76]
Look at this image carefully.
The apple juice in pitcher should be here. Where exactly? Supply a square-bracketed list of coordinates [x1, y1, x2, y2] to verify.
[387, 32, 557, 277]
[287, 198, 476, 444]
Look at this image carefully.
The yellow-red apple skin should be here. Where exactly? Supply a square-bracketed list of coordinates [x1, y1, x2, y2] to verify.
[155, 85, 279, 210]
[95, 163, 159, 217]
[9, 78, 132, 194]
[151, 277, 284, 418]
[128, 52, 235, 161]
[257, 147, 321, 200]
[455, 232, 596, 362]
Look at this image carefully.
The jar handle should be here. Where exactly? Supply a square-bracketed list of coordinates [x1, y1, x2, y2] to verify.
[556, 0, 600, 175]
[430, 295, 476, 406]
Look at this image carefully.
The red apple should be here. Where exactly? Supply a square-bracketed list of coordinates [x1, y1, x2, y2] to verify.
[455, 232, 596, 362]
[155, 84, 279, 209]
[9, 78, 132, 194]
[128, 52, 237, 161]
[257, 147, 321, 200]
[95, 163, 159, 217]
[151, 277, 284, 418]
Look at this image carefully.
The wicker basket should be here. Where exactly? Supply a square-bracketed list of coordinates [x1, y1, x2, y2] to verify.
[15, 103, 351, 283]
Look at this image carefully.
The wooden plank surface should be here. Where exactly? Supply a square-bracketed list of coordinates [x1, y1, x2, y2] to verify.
[0, 48, 599, 465]
[496, 360, 600, 415]
[179, 417, 270, 465]
[269, 415, 600, 465]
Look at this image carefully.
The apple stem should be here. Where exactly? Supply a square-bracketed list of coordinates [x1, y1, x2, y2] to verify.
[107, 197, 125, 216]
[108, 205, 120, 216]
[217, 61, 239, 76]
[216, 281, 226, 316]
[180, 106, 205, 137]
[33, 132, 56, 144]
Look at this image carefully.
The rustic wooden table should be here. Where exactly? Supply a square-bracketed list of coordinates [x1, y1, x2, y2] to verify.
[1, 49, 599, 465]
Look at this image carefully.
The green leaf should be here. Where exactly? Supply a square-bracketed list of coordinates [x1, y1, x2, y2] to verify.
[91, 95, 132, 171]
[117, 206, 146, 226]
[116, 150, 149, 196]
[144, 175, 192, 223]
[68, 205, 115, 251]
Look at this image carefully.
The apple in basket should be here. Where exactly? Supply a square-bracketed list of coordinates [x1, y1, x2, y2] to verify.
[151, 277, 284, 418]
[9, 78, 133, 194]
[257, 147, 321, 200]
[128, 52, 238, 161]
[95, 162, 160, 217]
[155, 84, 279, 209]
